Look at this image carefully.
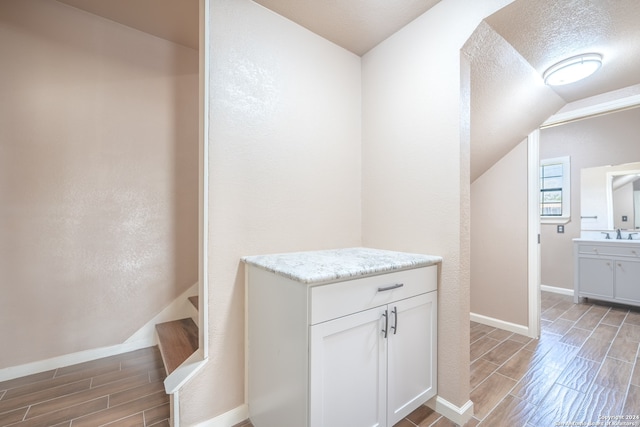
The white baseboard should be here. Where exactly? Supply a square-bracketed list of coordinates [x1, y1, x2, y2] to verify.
[470, 312, 530, 336]
[426, 395, 474, 426]
[541, 284, 574, 296]
[0, 339, 154, 382]
[194, 404, 249, 427]
[0, 283, 198, 383]
[193, 399, 477, 427]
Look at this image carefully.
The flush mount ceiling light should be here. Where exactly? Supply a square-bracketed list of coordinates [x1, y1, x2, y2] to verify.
[543, 53, 603, 86]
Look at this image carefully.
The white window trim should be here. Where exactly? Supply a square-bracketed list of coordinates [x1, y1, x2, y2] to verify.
[540, 156, 571, 224]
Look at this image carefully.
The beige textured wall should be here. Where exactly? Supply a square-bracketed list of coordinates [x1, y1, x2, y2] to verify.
[540, 107, 640, 289]
[0, 0, 198, 368]
[179, 0, 362, 423]
[361, 0, 515, 410]
[471, 140, 529, 326]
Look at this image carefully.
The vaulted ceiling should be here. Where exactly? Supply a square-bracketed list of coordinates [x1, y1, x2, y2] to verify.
[55, 0, 199, 50]
[486, 0, 640, 104]
[256, 0, 640, 181]
[468, 0, 640, 180]
[55, 0, 640, 182]
[252, 0, 442, 56]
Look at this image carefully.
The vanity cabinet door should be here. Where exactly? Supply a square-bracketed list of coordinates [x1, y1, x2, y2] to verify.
[309, 306, 387, 427]
[578, 257, 614, 299]
[387, 292, 437, 426]
[614, 259, 640, 304]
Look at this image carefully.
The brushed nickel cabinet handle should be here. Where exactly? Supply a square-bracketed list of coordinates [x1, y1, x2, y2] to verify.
[391, 306, 398, 335]
[382, 310, 388, 338]
[377, 283, 404, 292]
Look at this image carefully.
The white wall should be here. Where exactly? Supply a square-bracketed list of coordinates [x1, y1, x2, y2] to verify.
[180, 0, 362, 423]
[471, 140, 529, 326]
[361, 0, 515, 411]
[0, 0, 198, 369]
[184, 0, 521, 422]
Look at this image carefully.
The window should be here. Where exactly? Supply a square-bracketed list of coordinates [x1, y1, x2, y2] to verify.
[540, 156, 570, 222]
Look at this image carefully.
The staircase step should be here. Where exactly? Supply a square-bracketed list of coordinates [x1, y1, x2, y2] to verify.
[155, 318, 198, 375]
[188, 295, 198, 310]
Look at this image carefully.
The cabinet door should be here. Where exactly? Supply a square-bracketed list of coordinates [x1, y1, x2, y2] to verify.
[578, 257, 614, 299]
[387, 292, 437, 426]
[615, 259, 640, 303]
[310, 306, 387, 427]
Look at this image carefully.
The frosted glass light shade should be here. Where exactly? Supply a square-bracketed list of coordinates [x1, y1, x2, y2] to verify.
[543, 53, 602, 86]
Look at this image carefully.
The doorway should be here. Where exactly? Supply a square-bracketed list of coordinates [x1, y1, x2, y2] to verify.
[533, 94, 640, 335]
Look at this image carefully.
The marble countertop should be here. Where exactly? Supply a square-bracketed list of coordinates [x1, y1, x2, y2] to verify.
[574, 238, 640, 244]
[242, 247, 442, 285]
[577, 230, 639, 241]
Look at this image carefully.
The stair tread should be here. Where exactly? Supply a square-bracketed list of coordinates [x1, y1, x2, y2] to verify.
[155, 318, 198, 375]
[188, 295, 198, 310]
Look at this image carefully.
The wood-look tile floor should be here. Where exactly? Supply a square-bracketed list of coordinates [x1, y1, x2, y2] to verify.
[238, 291, 640, 427]
[465, 291, 640, 427]
[0, 346, 169, 427]
[5, 292, 640, 427]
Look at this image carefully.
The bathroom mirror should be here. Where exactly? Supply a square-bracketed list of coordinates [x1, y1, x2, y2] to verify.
[581, 162, 640, 230]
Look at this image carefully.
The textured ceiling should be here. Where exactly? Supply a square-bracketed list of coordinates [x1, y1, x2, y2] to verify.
[467, 0, 640, 180]
[256, 0, 640, 180]
[54, 0, 640, 102]
[463, 22, 565, 182]
[252, 0, 442, 56]
[55, 0, 640, 182]
[55, 0, 199, 49]
[486, 0, 640, 103]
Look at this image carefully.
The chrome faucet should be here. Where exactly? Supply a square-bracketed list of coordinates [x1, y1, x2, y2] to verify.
[616, 229, 623, 239]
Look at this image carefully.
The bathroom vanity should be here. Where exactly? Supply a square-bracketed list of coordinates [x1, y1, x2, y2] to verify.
[243, 247, 441, 427]
[574, 238, 640, 306]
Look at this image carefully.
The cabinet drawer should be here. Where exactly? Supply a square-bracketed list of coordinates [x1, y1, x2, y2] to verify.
[310, 266, 437, 325]
[578, 244, 640, 258]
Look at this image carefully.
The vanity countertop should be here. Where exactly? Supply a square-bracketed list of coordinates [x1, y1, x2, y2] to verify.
[574, 238, 640, 244]
[242, 247, 442, 285]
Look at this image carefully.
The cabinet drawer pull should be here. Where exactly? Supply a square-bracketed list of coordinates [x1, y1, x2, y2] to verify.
[378, 283, 404, 292]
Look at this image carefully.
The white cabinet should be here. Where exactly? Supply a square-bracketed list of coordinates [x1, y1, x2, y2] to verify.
[387, 293, 437, 425]
[309, 291, 437, 427]
[245, 254, 439, 427]
[613, 260, 640, 304]
[309, 305, 387, 427]
[577, 257, 613, 300]
[574, 241, 640, 306]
